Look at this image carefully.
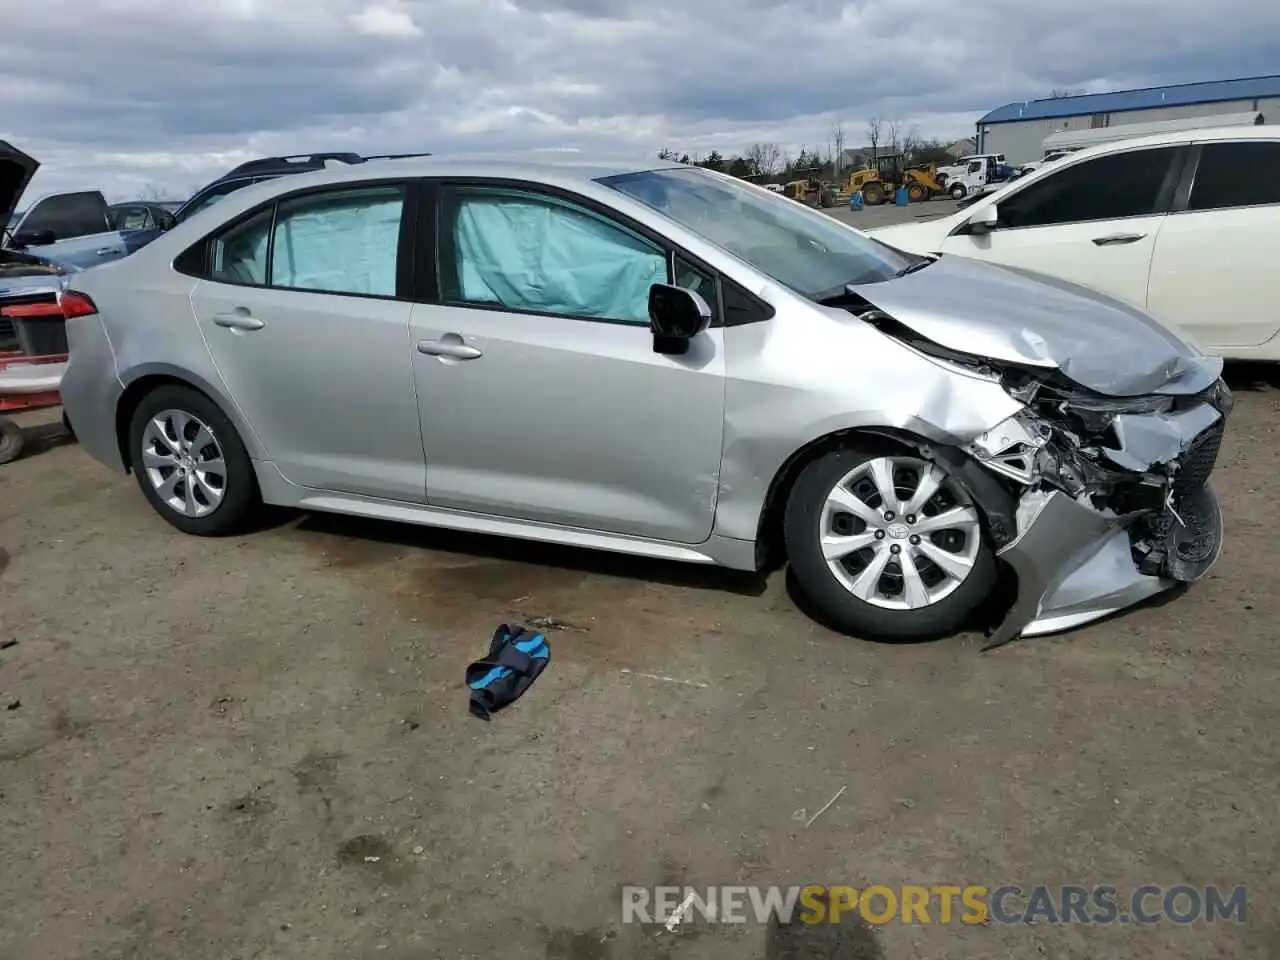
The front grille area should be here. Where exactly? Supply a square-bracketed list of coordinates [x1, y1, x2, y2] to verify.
[1156, 419, 1226, 579]
[1174, 421, 1225, 500]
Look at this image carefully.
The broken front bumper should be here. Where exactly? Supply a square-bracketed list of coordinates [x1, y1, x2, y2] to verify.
[983, 400, 1227, 649]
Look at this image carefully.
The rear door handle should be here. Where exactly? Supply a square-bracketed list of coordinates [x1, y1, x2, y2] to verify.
[1091, 233, 1146, 246]
[417, 337, 482, 360]
[213, 310, 265, 331]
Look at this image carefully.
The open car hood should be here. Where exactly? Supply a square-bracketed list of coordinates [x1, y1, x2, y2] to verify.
[1, 140, 39, 226]
[846, 255, 1223, 396]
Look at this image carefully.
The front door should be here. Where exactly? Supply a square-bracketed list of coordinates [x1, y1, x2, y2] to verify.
[189, 182, 426, 502]
[1147, 140, 1280, 350]
[411, 182, 726, 544]
[941, 145, 1183, 310]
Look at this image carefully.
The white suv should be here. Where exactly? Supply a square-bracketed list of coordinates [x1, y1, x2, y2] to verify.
[868, 127, 1280, 361]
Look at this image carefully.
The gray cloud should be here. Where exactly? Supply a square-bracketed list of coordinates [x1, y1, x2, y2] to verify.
[3, 0, 1278, 199]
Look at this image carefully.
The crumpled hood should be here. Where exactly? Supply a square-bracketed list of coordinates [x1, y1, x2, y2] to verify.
[846, 254, 1222, 396]
[0, 140, 38, 227]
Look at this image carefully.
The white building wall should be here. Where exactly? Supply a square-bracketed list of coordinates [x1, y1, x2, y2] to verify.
[979, 96, 1280, 164]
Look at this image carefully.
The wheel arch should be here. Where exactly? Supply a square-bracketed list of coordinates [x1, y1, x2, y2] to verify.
[115, 365, 264, 470]
[753, 425, 1020, 571]
[753, 426, 931, 570]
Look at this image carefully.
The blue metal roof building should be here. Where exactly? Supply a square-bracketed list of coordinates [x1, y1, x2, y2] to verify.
[976, 75, 1280, 162]
[981, 75, 1280, 124]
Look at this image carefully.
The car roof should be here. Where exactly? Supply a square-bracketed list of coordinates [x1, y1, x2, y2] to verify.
[215, 153, 689, 192]
[1043, 124, 1280, 163]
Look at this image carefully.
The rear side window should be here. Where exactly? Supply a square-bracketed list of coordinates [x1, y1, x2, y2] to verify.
[1188, 141, 1280, 211]
[997, 147, 1179, 228]
[270, 186, 405, 295]
[204, 184, 406, 297]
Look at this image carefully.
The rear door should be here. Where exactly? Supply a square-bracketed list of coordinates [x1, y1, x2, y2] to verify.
[1146, 139, 1280, 351]
[938, 145, 1185, 310]
[188, 180, 426, 502]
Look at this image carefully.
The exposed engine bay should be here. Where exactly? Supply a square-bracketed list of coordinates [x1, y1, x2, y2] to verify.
[854, 303, 1232, 649]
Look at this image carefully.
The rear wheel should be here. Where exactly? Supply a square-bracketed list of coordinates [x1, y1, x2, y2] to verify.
[862, 182, 885, 206]
[949, 182, 967, 200]
[783, 447, 997, 641]
[128, 385, 260, 536]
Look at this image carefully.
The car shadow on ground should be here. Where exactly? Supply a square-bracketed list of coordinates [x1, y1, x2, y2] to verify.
[289, 510, 771, 597]
[2, 417, 75, 463]
[1223, 361, 1280, 392]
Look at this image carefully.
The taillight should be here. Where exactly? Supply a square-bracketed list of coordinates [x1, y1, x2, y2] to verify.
[0, 301, 62, 318]
[58, 290, 98, 319]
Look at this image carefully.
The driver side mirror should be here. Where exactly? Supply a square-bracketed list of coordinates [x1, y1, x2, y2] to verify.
[649, 283, 712, 355]
[11, 229, 57, 247]
[966, 205, 999, 236]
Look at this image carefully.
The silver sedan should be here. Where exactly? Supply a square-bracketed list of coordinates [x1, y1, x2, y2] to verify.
[58, 155, 1231, 645]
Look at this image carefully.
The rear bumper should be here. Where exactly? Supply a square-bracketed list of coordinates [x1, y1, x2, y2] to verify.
[60, 314, 126, 472]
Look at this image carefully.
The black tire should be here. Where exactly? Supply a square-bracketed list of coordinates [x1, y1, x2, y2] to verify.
[0, 417, 24, 465]
[949, 182, 967, 200]
[906, 181, 927, 203]
[783, 446, 997, 641]
[862, 183, 885, 206]
[62, 410, 76, 442]
[127, 384, 260, 536]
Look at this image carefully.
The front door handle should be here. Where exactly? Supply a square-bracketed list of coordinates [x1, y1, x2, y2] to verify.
[1091, 233, 1146, 246]
[417, 336, 482, 360]
[95, 247, 116, 256]
[213, 309, 265, 331]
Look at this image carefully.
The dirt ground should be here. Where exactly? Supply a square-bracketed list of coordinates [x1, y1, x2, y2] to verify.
[3, 206, 1280, 959]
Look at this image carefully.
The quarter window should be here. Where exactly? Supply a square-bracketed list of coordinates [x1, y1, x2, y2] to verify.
[270, 186, 405, 296]
[996, 147, 1179, 228]
[441, 187, 668, 325]
[1188, 142, 1280, 211]
[210, 208, 271, 286]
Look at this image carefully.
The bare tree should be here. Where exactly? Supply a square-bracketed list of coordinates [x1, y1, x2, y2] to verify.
[830, 121, 846, 176]
[1049, 87, 1084, 99]
[746, 142, 782, 176]
[899, 123, 922, 163]
[137, 183, 168, 201]
[886, 119, 902, 155]
[866, 118, 882, 160]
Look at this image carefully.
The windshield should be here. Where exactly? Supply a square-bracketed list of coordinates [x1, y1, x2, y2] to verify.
[598, 167, 915, 298]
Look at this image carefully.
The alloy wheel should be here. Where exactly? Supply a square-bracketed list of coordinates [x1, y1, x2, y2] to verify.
[140, 408, 227, 518]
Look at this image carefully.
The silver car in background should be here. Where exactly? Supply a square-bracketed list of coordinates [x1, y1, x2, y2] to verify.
[58, 156, 1231, 645]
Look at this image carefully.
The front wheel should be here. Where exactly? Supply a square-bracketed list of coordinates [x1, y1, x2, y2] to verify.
[783, 448, 997, 641]
[949, 182, 967, 200]
[127, 385, 261, 536]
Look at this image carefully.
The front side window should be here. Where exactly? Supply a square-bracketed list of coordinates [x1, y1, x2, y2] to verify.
[441, 187, 668, 324]
[599, 166, 914, 300]
[1188, 141, 1280, 211]
[996, 146, 1179, 229]
[270, 185, 405, 296]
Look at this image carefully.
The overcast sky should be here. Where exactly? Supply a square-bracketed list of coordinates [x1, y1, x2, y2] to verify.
[5, 0, 1279, 201]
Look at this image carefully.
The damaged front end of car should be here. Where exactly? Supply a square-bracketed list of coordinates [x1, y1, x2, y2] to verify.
[841, 280, 1232, 649]
[959, 366, 1230, 648]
